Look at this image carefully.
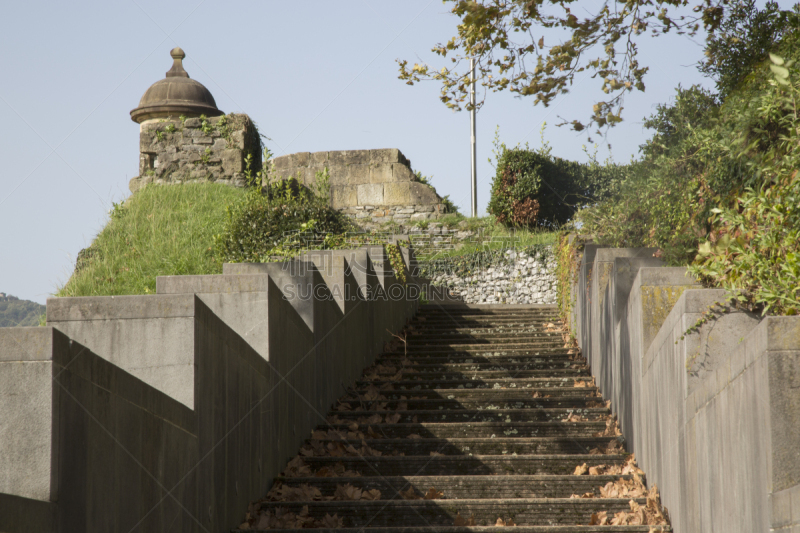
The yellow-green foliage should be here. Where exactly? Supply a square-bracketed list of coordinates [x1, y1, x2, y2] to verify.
[58, 183, 246, 297]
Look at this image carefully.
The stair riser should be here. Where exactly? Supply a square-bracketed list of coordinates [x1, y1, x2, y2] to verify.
[274, 476, 632, 500]
[303, 438, 621, 456]
[355, 380, 591, 389]
[328, 408, 610, 424]
[336, 398, 599, 410]
[298, 456, 627, 476]
[255, 500, 641, 527]
[318, 424, 607, 438]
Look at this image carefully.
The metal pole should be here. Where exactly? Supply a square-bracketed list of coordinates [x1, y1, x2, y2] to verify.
[470, 57, 477, 218]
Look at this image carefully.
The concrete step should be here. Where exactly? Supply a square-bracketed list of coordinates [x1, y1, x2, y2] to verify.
[345, 387, 598, 401]
[300, 437, 623, 456]
[327, 407, 611, 424]
[319, 420, 609, 438]
[404, 343, 567, 353]
[392, 346, 568, 356]
[354, 378, 593, 390]
[375, 355, 586, 370]
[252, 498, 643, 527]
[335, 397, 600, 411]
[271, 474, 640, 500]
[355, 369, 591, 381]
[239, 526, 667, 533]
[406, 332, 564, 346]
[297, 454, 629, 476]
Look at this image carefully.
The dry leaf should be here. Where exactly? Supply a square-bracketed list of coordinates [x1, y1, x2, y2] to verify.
[424, 488, 444, 500]
[588, 466, 603, 476]
[408, 434, 422, 439]
[454, 513, 476, 526]
[400, 486, 421, 500]
[385, 413, 401, 424]
[589, 511, 609, 525]
[319, 513, 343, 528]
[362, 488, 381, 501]
[573, 463, 589, 475]
[430, 451, 444, 457]
[334, 484, 362, 501]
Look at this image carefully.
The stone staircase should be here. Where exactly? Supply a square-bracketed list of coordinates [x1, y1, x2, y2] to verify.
[236, 305, 670, 532]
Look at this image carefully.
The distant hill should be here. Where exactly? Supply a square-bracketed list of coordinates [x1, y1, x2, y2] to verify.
[0, 293, 45, 327]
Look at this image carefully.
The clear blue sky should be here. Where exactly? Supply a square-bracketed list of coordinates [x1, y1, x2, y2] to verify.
[0, 1, 788, 304]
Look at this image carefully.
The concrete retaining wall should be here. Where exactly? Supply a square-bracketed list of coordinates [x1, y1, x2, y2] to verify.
[0, 246, 419, 532]
[571, 242, 800, 533]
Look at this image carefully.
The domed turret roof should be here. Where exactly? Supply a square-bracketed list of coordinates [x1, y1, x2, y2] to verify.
[130, 47, 223, 123]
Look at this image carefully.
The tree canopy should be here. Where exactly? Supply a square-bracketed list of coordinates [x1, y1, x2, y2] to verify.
[397, 0, 734, 133]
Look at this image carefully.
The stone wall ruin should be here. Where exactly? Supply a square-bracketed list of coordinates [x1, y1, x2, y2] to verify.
[129, 113, 261, 193]
[268, 149, 450, 227]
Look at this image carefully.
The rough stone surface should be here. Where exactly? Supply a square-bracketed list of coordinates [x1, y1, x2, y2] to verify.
[129, 113, 261, 193]
[426, 248, 557, 305]
[268, 149, 448, 220]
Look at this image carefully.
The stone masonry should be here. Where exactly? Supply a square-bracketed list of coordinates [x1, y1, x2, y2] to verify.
[426, 248, 558, 305]
[129, 114, 261, 193]
[268, 149, 449, 224]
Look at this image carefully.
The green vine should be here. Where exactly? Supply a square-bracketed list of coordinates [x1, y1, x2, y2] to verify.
[386, 242, 409, 284]
[555, 233, 583, 338]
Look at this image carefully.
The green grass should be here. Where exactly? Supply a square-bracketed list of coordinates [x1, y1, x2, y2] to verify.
[57, 183, 246, 297]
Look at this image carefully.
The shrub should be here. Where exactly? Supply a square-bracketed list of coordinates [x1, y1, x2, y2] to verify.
[215, 173, 354, 263]
[487, 146, 627, 228]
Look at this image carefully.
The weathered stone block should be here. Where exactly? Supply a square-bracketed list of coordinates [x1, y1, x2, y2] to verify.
[222, 150, 243, 173]
[329, 150, 370, 166]
[184, 118, 201, 128]
[384, 182, 411, 205]
[289, 152, 310, 168]
[331, 165, 369, 186]
[193, 136, 213, 145]
[408, 182, 440, 204]
[310, 151, 329, 167]
[392, 163, 416, 182]
[331, 186, 358, 209]
[357, 184, 384, 205]
[369, 164, 394, 184]
[271, 155, 292, 169]
[370, 148, 408, 166]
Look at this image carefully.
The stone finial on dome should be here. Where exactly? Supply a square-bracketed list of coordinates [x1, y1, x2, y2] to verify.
[130, 47, 222, 123]
[166, 47, 189, 78]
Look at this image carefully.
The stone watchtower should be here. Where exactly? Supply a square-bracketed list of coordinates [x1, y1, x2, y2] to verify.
[128, 47, 261, 192]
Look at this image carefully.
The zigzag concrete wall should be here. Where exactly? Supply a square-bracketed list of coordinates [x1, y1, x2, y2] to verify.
[570, 242, 800, 533]
[0, 246, 419, 532]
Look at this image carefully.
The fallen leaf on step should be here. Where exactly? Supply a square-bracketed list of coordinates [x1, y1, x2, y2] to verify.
[365, 413, 383, 425]
[570, 492, 595, 499]
[588, 466, 603, 476]
[400, 486, 421, 500]
[573, 463, 589, 475]
[408, 434, 422, 439]
[563, 413, 583, 423]
[318, 513, 343, 528]
[283, 456, 312, 478]
[589, 511, 609, 525]
[574, 380, 589, 388]
[334, 484, 362, 501]
[385, 413, 401, 424]
[424, 488, 444, 500]
[454, 513, 476, 526]
[430, 451, 444, 457]
[361, 489, 381, 501]
[348, 422, 359, 432]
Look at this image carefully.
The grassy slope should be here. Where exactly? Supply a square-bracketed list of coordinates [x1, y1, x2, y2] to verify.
[58, 183, 557, 297]
[58, 183, 246, 297]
